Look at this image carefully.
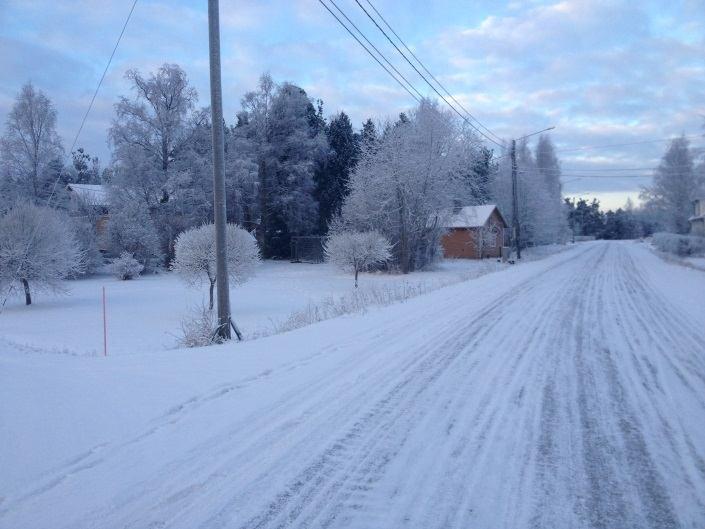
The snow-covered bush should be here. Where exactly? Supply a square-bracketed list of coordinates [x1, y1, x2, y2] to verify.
[177, 304, 223, 348]
[325, 230, 392, 287]
[111, 251, 144, 280]
[0, 203, 85, 305]
[652, 232, 705, 257]
[172, 223, 260, 309]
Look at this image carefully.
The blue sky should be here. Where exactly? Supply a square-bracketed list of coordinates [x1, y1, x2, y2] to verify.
[1, 0, 704, 209]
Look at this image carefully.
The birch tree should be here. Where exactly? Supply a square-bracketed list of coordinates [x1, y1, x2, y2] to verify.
[0, 83, 63, 203]
[109, 64, 202, 260]
[341, 100, 479, 272]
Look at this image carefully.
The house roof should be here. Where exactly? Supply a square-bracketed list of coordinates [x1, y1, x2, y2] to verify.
[439, 205, 507, 229]
[66, 183, 109, 207]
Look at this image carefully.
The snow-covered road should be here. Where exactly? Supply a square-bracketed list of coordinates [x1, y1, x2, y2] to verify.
[1, 241, 704, 528]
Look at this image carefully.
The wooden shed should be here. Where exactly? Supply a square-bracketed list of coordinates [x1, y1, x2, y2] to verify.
[439, 205, 509, 259]
[66, 183, 110, 250]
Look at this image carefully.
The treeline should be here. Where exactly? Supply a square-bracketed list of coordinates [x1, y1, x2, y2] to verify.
[0, 63, 569, 277]
[565, 134, 705, 241]
[564, 198, 656, 240]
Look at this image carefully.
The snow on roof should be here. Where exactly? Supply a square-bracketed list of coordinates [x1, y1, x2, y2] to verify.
[439, 205, 504, 228]
[66, 183, 109, 207]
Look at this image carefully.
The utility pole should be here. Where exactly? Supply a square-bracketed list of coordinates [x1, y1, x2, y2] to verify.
[208, 0, 231, 340]
[510, 139, 521, 260]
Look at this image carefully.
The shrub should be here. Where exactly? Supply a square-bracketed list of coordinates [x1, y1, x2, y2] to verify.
[177, 304, 223, 348]
[652, 232, 705, 257]
[111, 252, 144, 280]
[324, 230, 392, 287]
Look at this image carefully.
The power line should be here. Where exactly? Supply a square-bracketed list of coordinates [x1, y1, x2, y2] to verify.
[559, 166, 666, 172]
[558, 175, 653, 178]
[326, 0, 423, 100]
[525, 164, 697, 174]
[317, 0, 419, 103]
[361, 0, 503, 145]
[69, 0, 138, 153]
[353, 0, 504, 148]
[554, 134, 704, 154]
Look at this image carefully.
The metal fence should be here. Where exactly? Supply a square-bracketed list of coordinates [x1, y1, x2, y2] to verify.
[290, 236, 325, 263]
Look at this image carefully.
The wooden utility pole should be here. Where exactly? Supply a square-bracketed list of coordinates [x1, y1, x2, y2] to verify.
[509, 126, 555, 261]
[208, 0, 231, 340]
[510, 139, 521, 260]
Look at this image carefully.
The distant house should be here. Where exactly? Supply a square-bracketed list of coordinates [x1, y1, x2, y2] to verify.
[439, 205, 510, 259]
[689, 198, 705, 237]
[66, 183, 110, 249]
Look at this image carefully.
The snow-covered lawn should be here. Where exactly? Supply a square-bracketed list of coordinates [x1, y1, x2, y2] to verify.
[0, 255, 513, 356]
[1, 241, 705, 528]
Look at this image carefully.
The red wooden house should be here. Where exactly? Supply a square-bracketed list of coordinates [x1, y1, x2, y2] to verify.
[439, 205, 510, 259]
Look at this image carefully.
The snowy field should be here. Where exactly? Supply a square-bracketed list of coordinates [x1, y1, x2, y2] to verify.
[1, 241, 705, 528]
[0, 256, 512, 356]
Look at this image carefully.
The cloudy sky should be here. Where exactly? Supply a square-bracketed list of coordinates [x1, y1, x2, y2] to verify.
[1, 0, 704, 209]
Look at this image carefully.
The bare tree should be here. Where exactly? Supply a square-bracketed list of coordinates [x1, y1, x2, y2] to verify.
[0, 83, 63, 202]
[325, 230, 392, 287]
[0, 204, 84, 305]
[172, 223, 260, 309]
[110, 64, 198, 185]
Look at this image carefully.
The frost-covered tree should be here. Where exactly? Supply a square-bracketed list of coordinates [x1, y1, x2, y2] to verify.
[360, 118, 378, 151]
[0, 83, 64, 204]
[109, 64, 204, 260]
[107, 188, 163, 271]
[225, 121, 259, 230]
[325, 230, 391, 287]
[68, 148, 101, 184]
[492, 137, 567, 247]
[641, 136, 703, 234]
[0, 204, 84, 305]
[342, 100, 480, 272]
[172, 223, 260, 309]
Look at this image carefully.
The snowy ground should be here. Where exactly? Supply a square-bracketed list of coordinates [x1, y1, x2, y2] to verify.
[1, 241, 704, 528]
[0, 257, 509, 355]
[647, 240, 705, 272]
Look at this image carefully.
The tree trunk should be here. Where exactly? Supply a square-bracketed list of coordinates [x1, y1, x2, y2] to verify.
[209, 279, 215, 310]
[354, 268, 359, 288]
[21, 278, 32, 305]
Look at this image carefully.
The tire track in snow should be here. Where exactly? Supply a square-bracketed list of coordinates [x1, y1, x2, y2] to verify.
[2, 242, 704, 529]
